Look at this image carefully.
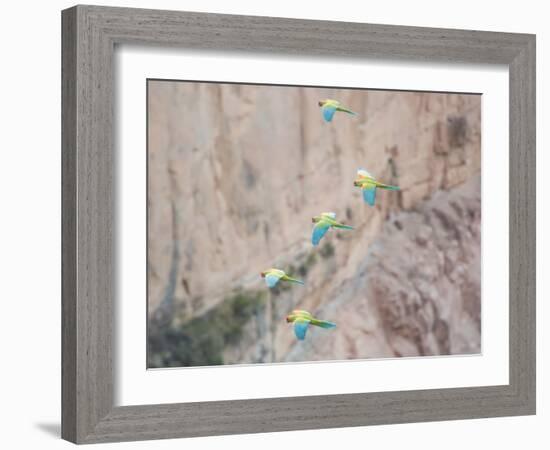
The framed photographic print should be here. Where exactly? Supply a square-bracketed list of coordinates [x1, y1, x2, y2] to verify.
[61, 4, 536, 444]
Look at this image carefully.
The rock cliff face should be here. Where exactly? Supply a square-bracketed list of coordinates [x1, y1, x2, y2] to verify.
[283, 177, 481, 362]
[146, 80, 481, 367]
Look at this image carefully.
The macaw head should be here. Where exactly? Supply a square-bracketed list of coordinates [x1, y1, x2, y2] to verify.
[312, 216, 320, 223]
[353, 180, 364, 187]
[260, 271, 267, 278]
[285, 313, 295, 323]
[318, 100, 325, 107]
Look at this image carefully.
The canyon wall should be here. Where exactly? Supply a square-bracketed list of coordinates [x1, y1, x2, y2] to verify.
[146, 81, 481, 367]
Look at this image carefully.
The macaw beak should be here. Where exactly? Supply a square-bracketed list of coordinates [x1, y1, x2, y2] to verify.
[318, 101, 324, 107]
[311, 218, 315, 223]
[260, 272, 265, 278]
[286, 316, 292, 323]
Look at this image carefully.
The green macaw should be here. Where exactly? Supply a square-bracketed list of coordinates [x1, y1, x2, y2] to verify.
[286, 309, 336, 340]
[354, 168, 400, 206]
[311, 212, 353, 246]
[318, 99, 357, 122]
[260, 268, 304, 288]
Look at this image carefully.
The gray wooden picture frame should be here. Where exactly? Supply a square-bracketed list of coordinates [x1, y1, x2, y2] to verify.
[61, 4, 536, 444]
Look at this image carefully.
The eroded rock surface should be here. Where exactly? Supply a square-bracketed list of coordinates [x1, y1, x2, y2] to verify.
[284, 177, 481, 362]
[146, 81, 481, 367]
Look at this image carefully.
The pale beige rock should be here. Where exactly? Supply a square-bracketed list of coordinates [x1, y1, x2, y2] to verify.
[284, 176, 481, 362]
[147, 81, 481, 365]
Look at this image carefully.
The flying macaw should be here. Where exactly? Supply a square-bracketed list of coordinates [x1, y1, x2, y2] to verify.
[354, 168, 400, 206]
[260, 268, 304, 288]
[318, 99, 357, 122]
[311, 212, 354, 246]
[286, 310, 336, 340]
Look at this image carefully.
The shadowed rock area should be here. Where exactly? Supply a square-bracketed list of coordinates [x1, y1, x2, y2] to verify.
[284, 176, 481, 362]
[146, 81, 481, 367]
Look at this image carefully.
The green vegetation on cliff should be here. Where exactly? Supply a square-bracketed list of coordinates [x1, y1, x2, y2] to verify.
[148, 290, 266, 367]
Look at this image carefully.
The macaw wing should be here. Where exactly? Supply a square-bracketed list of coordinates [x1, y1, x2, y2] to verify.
[362, 184, 377, 206]
[357, 168, 374, 179]
[265, 273, 282, 288]
[322, 212, 336, 219]
[312, 221, 331, 246]
[294, 319, 310, 340]
[322, 104, 337, 122]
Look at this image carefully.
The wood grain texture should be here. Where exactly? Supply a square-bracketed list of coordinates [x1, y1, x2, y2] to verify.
[61, 7, 77, 443]
[508, 36, 536, 409]
[61, 4, 536, 444]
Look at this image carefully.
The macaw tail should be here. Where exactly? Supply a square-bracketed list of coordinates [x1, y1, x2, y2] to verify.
[377, 182, 400, 190]
[286, 277, 305, 285]
[337, 107, 357, 116]
[334, 224, 353, 230]
[313, 320, 336, 329]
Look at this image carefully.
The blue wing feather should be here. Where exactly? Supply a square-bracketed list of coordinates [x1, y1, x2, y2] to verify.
[293, 320, 310, 340]
[265, 273, 281, 288]
[312, 222, 330, 246]
[322, 105, 337, 122]
[362, 185, 377, 206]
